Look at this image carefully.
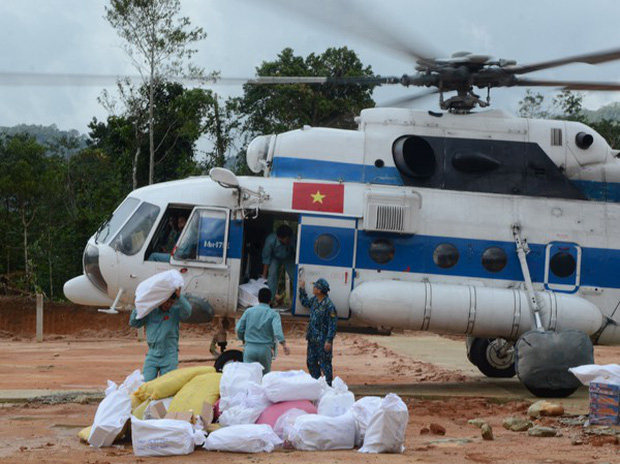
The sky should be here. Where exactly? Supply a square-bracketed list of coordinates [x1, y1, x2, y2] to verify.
[1, 0, 620, 136]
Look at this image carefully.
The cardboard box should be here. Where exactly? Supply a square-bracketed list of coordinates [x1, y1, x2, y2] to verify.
[589, 413, 619, 425]
[150, 401, 168, 419]
[589, 382, 620, 396]
[201, 401, 214, 425]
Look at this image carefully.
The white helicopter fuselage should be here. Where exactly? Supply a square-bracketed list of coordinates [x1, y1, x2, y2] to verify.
[64, 108, 620, 346]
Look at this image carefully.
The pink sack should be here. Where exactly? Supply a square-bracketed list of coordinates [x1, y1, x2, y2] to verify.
[256, 400, 317, 428]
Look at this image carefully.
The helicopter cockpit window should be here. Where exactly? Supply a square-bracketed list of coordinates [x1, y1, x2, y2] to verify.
[433, 243, 459, 269]
[110, 202, 160, 256]
[96, 197, 140, 244]
[481, 246, 507, 273]
[549, 251, 576, 278]
[173, 208, 229, 265]
[369, 238, 395, 264]
[314, 234, 340, 261]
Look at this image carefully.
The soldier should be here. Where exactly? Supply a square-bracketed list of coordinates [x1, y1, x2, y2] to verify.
[298, 278, 337, 385]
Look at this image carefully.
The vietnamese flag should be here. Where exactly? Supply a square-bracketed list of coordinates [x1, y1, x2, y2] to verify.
[292, 182, 344, 213]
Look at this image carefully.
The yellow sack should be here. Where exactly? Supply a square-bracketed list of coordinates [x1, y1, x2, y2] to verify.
[134, 366, 216, 401]
[130, 392, 143, 409]
[132, 398, 152, 420]
[168, 372, 222, 415]
[78, 426, 92, 443]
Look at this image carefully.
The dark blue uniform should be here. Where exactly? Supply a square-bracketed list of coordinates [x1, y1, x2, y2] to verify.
[299, 288, 337, 384]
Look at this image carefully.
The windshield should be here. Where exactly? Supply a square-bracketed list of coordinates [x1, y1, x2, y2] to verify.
[110, 202, 161, 256]
[96, 197, 140, 244]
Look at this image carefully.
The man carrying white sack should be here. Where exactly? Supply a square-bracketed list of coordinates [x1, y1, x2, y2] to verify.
[129, 270, 192, 381]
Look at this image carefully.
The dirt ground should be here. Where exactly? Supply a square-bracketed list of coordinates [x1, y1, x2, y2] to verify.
[1, 296, 620, 463]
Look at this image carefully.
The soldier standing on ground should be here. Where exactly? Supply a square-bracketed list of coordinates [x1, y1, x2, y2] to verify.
[298, 278, 337, 385]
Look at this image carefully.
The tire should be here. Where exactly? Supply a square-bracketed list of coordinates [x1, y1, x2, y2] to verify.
[468, 337, 516, 378]
[214, 349, 243, 372]
[523, 385, 578, 398]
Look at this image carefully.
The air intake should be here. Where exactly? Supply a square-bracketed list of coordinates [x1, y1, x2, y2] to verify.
[363, 190, 421, 234]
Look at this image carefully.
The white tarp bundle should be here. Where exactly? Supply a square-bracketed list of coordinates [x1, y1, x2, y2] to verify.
[262, 370, 322, 403]
[89, 370, 143, 448]
[131, 416, 206, 457]
[351, 396, 382, 446]
[219, 362, 265, 410]
[359, 393, 409, 454]
[203, 424, 283, 453]
[238, 277, 268, 307]
[218, 382, 272, 426]
[317, 377, 355, 417]
[289, 412, 357, 451]
[134, 269, 185, 319]
[273, 408, 309, 440]
[569, 364, 620, 386]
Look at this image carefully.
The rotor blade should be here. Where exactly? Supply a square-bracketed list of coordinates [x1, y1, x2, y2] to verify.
[514, 78, 620, 91]
[378, 88, 440, 107]
[241, 75, 399, 85]
[0, 72, 132, 86]
[253, 0, 440, 66]
[506, 47, 620, 75]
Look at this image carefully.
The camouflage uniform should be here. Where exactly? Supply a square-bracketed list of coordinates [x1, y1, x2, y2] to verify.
[299, 285, 337, 385]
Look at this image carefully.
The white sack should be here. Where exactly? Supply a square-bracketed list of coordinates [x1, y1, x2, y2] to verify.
[317, 377, 355, 417]
[120, 369, 144, 394]
[219, 362, 264, 410]
[131, 416, 205, 457]
[290, 412, 356, 451]
[351, 396, 382, 446]
[568, 364, 620, 386]
[273, 408, 309, 440]
[359, 393, 408, 454]
[134, 269, 185, 319]
[238, 278, 268, 308]
[203, 424, 283, 453]
[262, 370, 322, 403]
[218, 382, 271, 426]
[89, 387, 132, 447]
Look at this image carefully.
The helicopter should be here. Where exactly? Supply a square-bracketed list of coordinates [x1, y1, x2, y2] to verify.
[61, 8, 620, 396]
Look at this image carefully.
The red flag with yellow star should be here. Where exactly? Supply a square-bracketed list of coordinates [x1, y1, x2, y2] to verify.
[292, 182, 344, 213]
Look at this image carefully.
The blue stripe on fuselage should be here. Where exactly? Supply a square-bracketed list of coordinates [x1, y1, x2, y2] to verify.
[355, 231, 620, 289]
[272, 156, 620, 202]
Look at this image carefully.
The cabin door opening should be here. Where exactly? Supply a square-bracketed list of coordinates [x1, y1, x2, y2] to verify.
[240, 211, 298, 310]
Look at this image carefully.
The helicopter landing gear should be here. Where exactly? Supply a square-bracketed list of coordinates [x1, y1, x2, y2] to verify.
[515, 329, 593, 398]
[466, 337, 516, 378]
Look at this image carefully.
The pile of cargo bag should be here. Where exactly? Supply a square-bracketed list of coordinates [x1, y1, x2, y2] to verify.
[79, 363, 409, 456]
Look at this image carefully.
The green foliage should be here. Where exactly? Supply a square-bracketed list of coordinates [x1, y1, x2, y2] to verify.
[105, 0, 207, 184]
[235, 47, 376, 135]
[231, 46, 376, 173]
[89, 81, 215, 188]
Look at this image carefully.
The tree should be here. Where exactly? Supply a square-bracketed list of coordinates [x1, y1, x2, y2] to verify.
[0, 134, 51, 289]
[105, 0, 207, 185]
[518, 89, 585, 122]
[235, 47, 377, 136]
[89, 81, 216, 187]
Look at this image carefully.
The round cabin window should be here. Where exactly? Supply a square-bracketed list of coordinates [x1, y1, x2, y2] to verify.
[433, 243, 459, 269]
[369, 239, 395, 264]
[550, 251, 576, 278]
[482, 247, 507, 273]
[314, 234, 339, 260]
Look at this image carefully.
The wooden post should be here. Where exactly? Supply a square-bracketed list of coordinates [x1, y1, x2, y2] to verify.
[36, 293, 43, 342]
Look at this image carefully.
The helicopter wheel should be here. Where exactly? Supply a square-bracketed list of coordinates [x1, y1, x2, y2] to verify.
[467, 337, 516, 378]
[214, 349, 243, 372]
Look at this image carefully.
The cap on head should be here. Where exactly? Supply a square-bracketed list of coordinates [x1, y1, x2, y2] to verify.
[313, 278, 330, 294]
